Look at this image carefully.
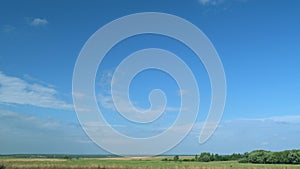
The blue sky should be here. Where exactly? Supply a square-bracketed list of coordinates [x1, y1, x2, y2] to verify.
[0, 0, 300, 155]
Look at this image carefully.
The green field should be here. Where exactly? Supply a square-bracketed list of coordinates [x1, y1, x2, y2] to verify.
[1, 157, 300, 169]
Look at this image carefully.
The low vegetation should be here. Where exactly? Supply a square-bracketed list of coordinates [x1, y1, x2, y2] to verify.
[0, 164, 6, 169]
[1, 150, 300, 169]
[239, 150, 300, 164]
[1, 158, 300, 169]
[165, 150, 300, 165]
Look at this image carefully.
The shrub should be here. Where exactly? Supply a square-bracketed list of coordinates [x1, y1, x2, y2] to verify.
[173, 155, 179, 161]
[198, 152, 212, 162]
[182, 159, 191, 162]
[0, 164, 6, 169]
[238, 158, 249, 163]
[161, 158, 168, 161]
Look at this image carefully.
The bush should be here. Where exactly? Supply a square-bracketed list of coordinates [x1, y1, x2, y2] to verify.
[198, 152, 212, 162]
[173, 155, 179, 161]
[238, 158, 249, 163]
[248, 150, 271, 164]
[182, 159, 192, 162]
[200, 155, 211, 162]
[161, 158, 168, 161]
[0, 164, 6, 169]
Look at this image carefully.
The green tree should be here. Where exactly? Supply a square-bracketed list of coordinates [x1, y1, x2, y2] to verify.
[63, 155, 71, 160]
[199, 152, 212, 162]
[248, 150, 271, 164]
[173, 155, 179, 161]
[287, 150, 300, 164]
[214, 153, 221, 161]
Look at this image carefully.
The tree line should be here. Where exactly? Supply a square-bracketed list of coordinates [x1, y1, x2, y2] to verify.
[239, 150, 300, 164]
[164, 149, 300, 164]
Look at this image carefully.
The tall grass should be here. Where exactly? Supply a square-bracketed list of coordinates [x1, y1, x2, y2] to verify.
[1, 158, 300, 169]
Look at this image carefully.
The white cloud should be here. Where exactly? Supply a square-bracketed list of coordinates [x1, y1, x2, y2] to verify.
[98, 70, 114, 87]
[98, 94, 115, 110]
[98, 93, 180, 115]
[0, 110, 60, 132]
[168, 115, 300, 154]
[198, 0, 225, 6]
[261, 141, 269, 146]
[1, 25, 15, 33]
[267, 116, 300, 123]
[0, 110, 102, 154]
[0, 72, 73, 110]
[30, 18, 48, 26]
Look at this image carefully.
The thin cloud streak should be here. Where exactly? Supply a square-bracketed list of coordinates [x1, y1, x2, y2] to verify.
[1, 25, 15, 33]
[0, 72, 73, 110]
[168, 115, 300, 154]
[0, 110, 99, 154]
[97, 69, 182, 115]
[198, 0, 225, 6]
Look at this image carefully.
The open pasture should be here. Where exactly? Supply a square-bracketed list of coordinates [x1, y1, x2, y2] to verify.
[1, 157, 300, 169]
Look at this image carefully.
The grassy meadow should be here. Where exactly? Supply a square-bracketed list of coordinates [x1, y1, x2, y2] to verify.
[1, 156, 300, 169]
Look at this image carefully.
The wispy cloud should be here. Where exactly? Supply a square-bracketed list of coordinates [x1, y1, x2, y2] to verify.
[98, 93, 179, 123]
[176, 115, 300, 154]
[97, 69, 181, 115]
[0, 72, 72, 110]
[265, 116, 300, 124]
[198, 0, 248, 6]
[198, 0, 225, 6]
[157, 115, 300, 154]
[1, 25, 15, 33]
[95, 69, 182, 125]
[197, 0, 247, 14]
[30, 18, 48, 26]
[98, 88, 181, 116]
[0, 110, 100, 154]
[0, 110, 61, 133]
[177, 89, 188, 96]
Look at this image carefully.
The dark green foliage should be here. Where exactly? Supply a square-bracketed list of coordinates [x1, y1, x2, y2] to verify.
[187, 149, 300, 164]
[161, 158, 168, 161]
[238, 158, 249, 163]
[0, 164, 5, 169]
[173, 155, 179, 161]
[182, 158, 191, 161]
[247, 150, 270, 163]
[63, 155, 72, 160]
[197, 152, 212, 162]
[239, 150, 300, 164]
[213, 154, 221, 161]
[194, 152, 244, 162]
[230, 153, 243, 160]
